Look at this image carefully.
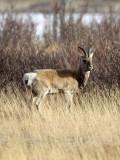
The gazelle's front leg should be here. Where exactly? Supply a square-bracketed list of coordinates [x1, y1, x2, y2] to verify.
[64, 91, 73, 111]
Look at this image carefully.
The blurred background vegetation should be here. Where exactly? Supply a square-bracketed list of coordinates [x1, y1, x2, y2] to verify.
[0, 0, 120, 89]
[1, 0, 120, 12]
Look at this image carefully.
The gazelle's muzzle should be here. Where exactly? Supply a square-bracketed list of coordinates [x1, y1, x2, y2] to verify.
[88, 65, 93, 71]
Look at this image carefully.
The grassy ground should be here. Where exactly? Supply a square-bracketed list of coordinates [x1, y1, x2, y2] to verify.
[0, 85, 120, 160]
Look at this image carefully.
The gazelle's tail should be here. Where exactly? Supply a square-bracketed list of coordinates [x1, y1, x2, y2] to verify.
[23, 73, 37, 86]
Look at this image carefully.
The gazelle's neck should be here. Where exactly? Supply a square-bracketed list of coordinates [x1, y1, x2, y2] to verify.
[76, 67, 90, 88]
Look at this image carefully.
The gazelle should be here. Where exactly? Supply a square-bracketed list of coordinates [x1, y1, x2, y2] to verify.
[23, 45, 94, 113]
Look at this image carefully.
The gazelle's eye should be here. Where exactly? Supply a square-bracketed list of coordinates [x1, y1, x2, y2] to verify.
[83, 60, 87, 64]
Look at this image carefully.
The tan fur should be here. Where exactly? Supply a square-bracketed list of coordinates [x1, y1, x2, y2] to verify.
[33, 69, 79, 93]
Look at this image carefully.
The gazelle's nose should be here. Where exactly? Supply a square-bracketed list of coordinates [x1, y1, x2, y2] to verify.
[88, 65, 93, 70]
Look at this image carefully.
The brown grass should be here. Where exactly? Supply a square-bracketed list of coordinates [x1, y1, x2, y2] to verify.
[0, 85, 120, 160]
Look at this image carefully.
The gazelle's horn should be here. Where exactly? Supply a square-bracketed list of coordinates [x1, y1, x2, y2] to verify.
[88, 44, 92, 57]
[78, 45, 87, 57]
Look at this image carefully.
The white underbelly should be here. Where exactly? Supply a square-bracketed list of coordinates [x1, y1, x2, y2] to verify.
[49, 89, 59, 94]
[48, 89, 74, 94]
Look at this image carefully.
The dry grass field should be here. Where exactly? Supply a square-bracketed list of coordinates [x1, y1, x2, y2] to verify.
[0, 85, 120, 160]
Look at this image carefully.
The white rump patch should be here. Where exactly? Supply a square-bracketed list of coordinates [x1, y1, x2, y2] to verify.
[23, 73, 37, 86]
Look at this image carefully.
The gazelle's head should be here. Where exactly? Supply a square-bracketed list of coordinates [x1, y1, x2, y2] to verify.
[78, 45, 94, 72]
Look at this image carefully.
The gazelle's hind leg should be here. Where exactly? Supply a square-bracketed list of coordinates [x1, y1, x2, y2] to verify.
[29, 93, 47, 120]
[64, 91, 73, 111]
[28, 95, 37, 112]
[31, 80, 48, 112]
[34, 91, 48, 116]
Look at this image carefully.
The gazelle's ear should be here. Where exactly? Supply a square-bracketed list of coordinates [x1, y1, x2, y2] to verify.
[79, 53, 83, 57]
[89, 52, 94, 58]
[78, 53, 83, 58]
[88, 45, 95, 58]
